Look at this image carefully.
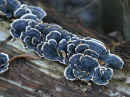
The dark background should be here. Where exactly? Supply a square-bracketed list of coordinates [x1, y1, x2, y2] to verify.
[0, 0, 130, 97]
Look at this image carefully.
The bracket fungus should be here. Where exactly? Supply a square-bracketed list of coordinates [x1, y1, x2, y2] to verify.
[0, 0, 21, 18]
[93, 67, 113, 85]
[20, 13, 40, 22]
[0, 53, 9, 74]
[10, 19, 38, 38]
[46, 30, 61, 42]
[14, 4, 32, 18]
[20, 27, 42, 49]
[0, 0, 124, 85]
[104, 53, 124, 69]
[41, 39, 62, 61]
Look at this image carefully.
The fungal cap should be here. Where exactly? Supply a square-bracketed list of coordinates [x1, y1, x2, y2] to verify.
[75, 44, 89, 53]
[46, 30, 61, 42]
[10, 19, 38, 38]
[20, 27, 41, 49]
[104, 53, 124, 69]
[84, 49, 99, 59]
[41, 39, 62, 61]
[57, 39, 67, 52]
[69, 53, 83, 68]
[64, 65, 76, 81]
[20, 13, 40, 22]
[89, 38, 105, 45]
[93, 66, 113, 85]
[7, 0, 21, 11]
[10, 19, 29, 38]
[0, 52, 9, 74]
[35, 43, 44, 57]
[85, 39, 109, 60]
[67, 43, 75, 54]
[28, 5, 47, 20]
[14, 4, 32, 18]
[73, 69, 93, 81]
[79, 55, 99, 71]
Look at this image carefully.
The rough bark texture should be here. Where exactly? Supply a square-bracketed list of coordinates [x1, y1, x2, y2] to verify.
[0, 0, 130, 97]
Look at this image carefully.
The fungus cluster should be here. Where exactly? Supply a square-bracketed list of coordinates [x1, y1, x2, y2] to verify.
[0, 0, 124, 85]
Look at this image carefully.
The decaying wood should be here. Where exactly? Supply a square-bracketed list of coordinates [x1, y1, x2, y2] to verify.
[0, 0, 130, 96]
[0, 20, 130, 97]
[0, 42, 109, 97]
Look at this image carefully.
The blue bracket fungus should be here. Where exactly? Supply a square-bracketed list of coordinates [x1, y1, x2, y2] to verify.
[0, 0, 124, 85]
[0, 52, 9, 74]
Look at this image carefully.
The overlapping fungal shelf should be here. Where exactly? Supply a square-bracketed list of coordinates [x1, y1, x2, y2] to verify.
[0, 53, 9, 74]
[0, 0, 124, 85]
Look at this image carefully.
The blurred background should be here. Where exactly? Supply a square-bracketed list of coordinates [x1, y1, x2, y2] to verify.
[0, 0, 130, 97]
[20, 0, 129, 42]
